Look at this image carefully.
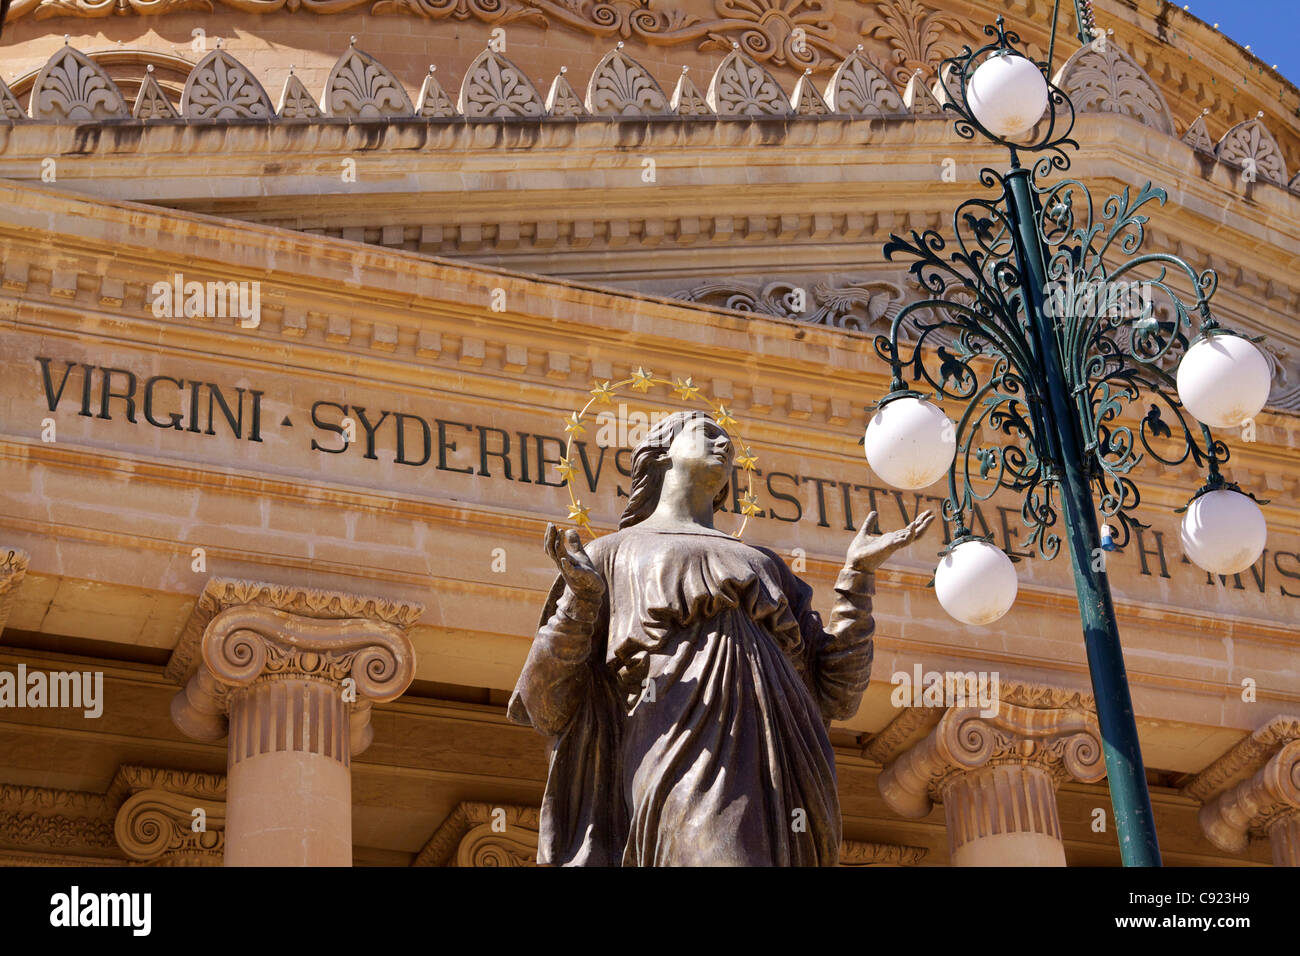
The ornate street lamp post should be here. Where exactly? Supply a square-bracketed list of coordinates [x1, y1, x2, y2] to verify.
[865, 17, 1272, 867]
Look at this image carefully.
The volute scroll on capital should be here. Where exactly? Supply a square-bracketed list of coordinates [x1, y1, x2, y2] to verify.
[878, 696, 1104, 820]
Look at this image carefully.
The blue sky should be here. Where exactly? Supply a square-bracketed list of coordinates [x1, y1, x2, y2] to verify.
[1179, 2, 1300, 87]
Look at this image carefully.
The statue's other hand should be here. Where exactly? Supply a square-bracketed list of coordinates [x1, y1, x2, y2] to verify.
[544, 523, 605, 600]
[845, 509, 936, 574]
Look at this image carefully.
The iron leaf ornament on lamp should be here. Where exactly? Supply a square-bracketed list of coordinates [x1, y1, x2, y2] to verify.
[864, 16, 1271, 867]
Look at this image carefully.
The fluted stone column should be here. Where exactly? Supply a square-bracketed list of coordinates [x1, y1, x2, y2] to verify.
[166, 579, 421, 866]
[876, 684, 1104, 866]
[1196, 737, 1300, 866]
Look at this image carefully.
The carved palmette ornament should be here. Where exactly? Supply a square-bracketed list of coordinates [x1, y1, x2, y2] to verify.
[181, 49, 275, 120]
[902, 71, 942, 116]
[1053, 41, 1175, 135]
[707, 49, 791, 116]
[545, 71, 587, 117]
[416, 67, 457, 119]
[277, 73, 322, 119]
[0, 78, 26, 123]
[458, 49, 546, 119]
[822, 48, 903, 117]
[1215, 118, 1289, 186]
[585, 47, 669, 116]
[29, 45, 130, 122]
[1181, 113, 1215, 154]
[132, 70, 179, 120]
[324, 44, 415, 119]
[670, 70, 712, 116]
[791, 72, 831, 116]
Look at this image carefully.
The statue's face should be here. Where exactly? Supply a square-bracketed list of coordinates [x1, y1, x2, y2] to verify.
[664, 416, 733, 493]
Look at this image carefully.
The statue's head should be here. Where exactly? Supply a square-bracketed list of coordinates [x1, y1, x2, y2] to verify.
[618, 411, 734, 529]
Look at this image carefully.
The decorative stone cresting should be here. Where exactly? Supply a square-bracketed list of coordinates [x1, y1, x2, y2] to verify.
[545, 70, 587, 118]
[0, 78, 26, 123]
[28, 44, 129, 121]
[585, 46, 669, 115]
[325, 42, 415, 119]
[1182, 113, 1214, 153]
[416, 66, 456, 119]
[876, 682, 1103, 866]
[1053, 40, 1174, 135]
[792, 71, 832, 116]
[1216, 118, 1289, 186]
[132, 69, 178, 120]
[823, 48, 905, 116]
[0, 548, 30, 636]
[707, 48, 792, 116]
[181, 49, 274, 120]
[903, 70, 944, 116]
[670, 68, 711, 116]
[277, 73, 321, 119]
[458, 48, 546, 119]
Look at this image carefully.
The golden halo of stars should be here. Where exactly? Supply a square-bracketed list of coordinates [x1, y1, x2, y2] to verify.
[556, 371, 760, 539]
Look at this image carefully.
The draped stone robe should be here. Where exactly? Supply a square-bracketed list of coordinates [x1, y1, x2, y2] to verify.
[507, 525, 876, 866]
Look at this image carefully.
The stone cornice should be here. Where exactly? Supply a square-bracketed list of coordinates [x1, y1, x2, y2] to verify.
[876, 681, 1105, 819]
[1184, 715, 1300, 803]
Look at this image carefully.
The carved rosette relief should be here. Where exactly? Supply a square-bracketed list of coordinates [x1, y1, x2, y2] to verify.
[707, 48, 791, 116]
[1215, 118, 1289, 186]
[325, 44, 415, 119]
[585, 47, 669, 115]
[168, 579, 421, 763]
[0, 548, 30, 636]
[1052, 40, 1175, 135]
[458, 49, 547, 119]
[181, 49, 275, 120]
[877, 686, 1103, 863]
[29, 44, 129, 122]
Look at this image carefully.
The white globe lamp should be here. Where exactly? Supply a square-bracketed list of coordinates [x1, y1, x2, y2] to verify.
[1176, 334, 1271, 428]
[934, 539, 1019, 625]
[1180, 489, 1266, 576]
[864, 397, 956, 490]
[967, 52, 1049, 139]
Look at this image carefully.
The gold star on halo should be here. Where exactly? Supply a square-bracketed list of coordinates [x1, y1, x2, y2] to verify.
[567, 501, 591, 528]
[672, 376, 701, 401]
[556, 457, 576, 483]
[735, 445, 758, 471]
[630, 367, 655, 392]
[563, 412, 586, 436]
[739, 491, 761, 517]
[589, 380, 616, 405]
[714, 404, 737, 429]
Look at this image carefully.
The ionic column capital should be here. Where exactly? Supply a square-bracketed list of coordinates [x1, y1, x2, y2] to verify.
[1196, 736, 1300, 861]
[109, 765, 227, 867]
[877, 684, 1104, 819]
[167, 578, 421, 756]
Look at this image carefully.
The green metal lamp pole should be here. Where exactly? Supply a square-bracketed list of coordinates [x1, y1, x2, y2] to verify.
[1002, 156, 1162, 866]
[871, 17, 1265, 867]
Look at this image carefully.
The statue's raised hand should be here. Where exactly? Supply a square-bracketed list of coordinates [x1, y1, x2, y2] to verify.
[544, 524, 605, 600]
[845, 510, 935, 574]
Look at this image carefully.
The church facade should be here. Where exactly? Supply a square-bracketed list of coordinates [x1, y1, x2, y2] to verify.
[0, 0, 1297, 865]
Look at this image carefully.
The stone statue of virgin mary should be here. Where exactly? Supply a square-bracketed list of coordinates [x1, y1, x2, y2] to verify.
[508, 410, 933, 866]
